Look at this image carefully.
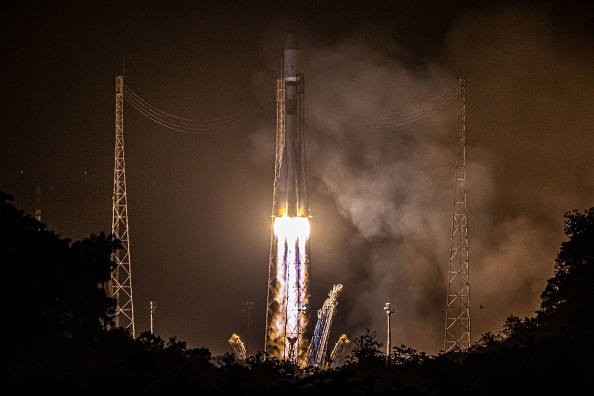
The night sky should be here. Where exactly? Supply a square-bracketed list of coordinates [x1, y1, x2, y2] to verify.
[2, 0, 593, 357]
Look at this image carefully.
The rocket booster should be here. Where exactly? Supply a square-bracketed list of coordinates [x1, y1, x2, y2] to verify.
[275, 33, 307, 218]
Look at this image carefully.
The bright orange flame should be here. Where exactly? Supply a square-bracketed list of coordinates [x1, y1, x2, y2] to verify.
[271, 213, 310, 361]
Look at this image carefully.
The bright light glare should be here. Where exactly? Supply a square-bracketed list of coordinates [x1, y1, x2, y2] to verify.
[271, 213, 310, 360]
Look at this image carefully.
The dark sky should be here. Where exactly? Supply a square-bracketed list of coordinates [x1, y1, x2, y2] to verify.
[2, 0, 593, 357]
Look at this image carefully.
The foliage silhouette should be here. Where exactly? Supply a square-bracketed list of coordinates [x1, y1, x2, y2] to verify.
[2, 189, 594, 394]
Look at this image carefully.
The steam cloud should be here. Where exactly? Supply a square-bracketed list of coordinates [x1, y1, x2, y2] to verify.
[251, 3, 594, 355]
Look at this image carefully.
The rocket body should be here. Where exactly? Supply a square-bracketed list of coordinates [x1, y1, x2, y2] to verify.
[275, 33, 307, 218]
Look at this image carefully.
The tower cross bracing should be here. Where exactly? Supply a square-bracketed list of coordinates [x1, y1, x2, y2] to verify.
[110, 75, 135, 337]
[444, 76, 470, 352]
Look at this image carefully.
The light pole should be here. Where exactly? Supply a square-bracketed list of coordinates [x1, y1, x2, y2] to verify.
[384, 303, 393, 357]
[150, 301, 156, 335]
[242, 301, 254, 356]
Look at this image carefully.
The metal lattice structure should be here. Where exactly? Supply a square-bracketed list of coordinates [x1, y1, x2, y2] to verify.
[444, 76, 470, 352]
[265, 79, 285, 359]
[229, 333, 247, 361]
[264, 79, 284, 358]
[109, 75, 136, 337]
[306, 284, 343, 367]
[328, 334, 350, 369]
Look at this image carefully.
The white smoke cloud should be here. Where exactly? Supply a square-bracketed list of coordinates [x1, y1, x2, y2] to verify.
[302, 39, 462, 354]
[249, 2, 594, 356]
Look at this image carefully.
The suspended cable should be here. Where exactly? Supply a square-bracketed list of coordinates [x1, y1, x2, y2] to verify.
[124, 85, 273, 125]
[353, 85, 458, 130]
[124, 93, 270, 133]
[123, 82, 457, 134]
[123, 84, 275, 135]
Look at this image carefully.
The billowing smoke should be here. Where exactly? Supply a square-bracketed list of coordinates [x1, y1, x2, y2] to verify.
[250, 3, 594, 355]
[303, 38, 460, 354]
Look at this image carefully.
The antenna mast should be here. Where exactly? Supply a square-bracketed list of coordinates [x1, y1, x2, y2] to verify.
[110, 75, 136, 337]
[444, 76, 470, 352]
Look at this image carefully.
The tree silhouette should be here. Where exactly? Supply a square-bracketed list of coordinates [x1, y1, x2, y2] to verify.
[3, 187, 594, 394]
[1, 191, 121, 346]
[344, 329, 384, 366]
[1, 190, 127, 386]
[536, 207, 594, 339]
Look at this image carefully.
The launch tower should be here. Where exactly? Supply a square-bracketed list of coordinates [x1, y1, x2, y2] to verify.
[229, 333, 247, 361]
[306, 284, 343, 367]
[265, 33, 311, 365]
[444, 76, 470, 352]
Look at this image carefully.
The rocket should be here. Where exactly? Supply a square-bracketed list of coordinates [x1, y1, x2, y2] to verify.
[274, 33, 308, 218]
[266, 33, 311, 364]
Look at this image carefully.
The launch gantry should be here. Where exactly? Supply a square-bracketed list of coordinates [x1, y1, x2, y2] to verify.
[328, 334, 350, 369]
[229, 333, 247, 361]
[306, 284, 343, 368]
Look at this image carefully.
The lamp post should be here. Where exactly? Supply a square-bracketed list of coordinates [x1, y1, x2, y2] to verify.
[384, 303, 393, 357]
[242, 301, 254, 356]
[149, 301, 156, 335]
